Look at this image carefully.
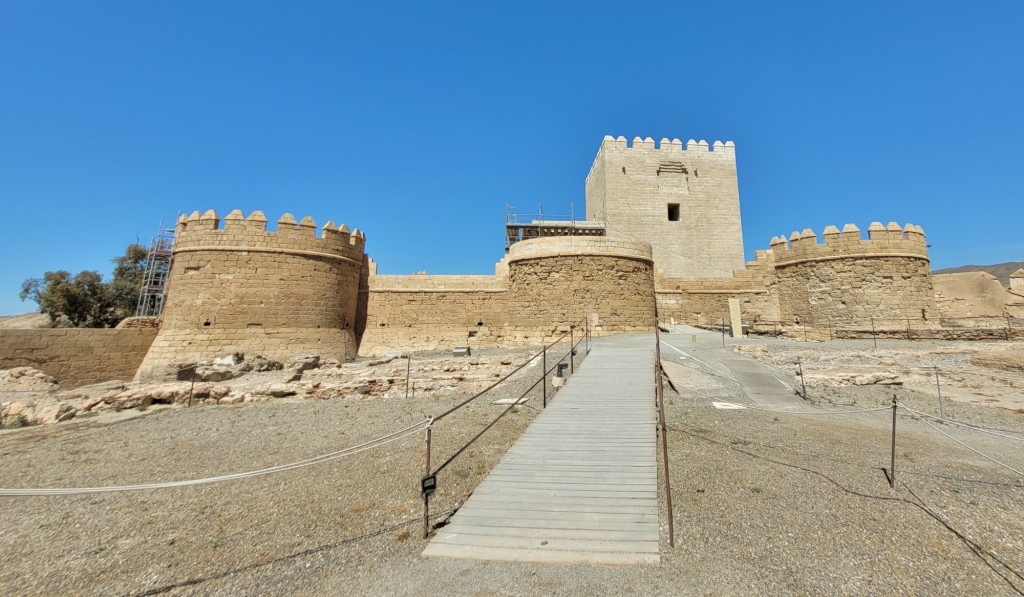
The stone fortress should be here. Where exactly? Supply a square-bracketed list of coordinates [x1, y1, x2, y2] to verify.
[129, 134, 948, 379]
[6, 133, 1021, 387]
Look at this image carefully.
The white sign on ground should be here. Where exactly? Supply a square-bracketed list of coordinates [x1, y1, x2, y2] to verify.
[712, 402, 747, 410]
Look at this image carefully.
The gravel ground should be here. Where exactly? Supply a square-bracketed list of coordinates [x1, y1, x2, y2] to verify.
[2, 333, 1023, 596]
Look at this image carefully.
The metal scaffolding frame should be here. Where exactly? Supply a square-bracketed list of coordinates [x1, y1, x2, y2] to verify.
[135, 217, 175, 318]
[504, 203, 605, 251]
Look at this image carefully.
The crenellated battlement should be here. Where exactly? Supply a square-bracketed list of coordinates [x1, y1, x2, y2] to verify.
[596, 135, 736, 158]
[174, 209, 366, 262]
[770, 221, 929, 266]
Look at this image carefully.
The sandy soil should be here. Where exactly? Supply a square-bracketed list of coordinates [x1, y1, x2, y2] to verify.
[1, 334, 1023, 596]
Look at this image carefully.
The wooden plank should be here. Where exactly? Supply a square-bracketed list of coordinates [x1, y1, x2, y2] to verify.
[423, 337, 661, 566]
[432, 524, 656, 542]
[430, 532, 659, 554]
[445, 516, 658, 532]
[421, 543, 659, 566]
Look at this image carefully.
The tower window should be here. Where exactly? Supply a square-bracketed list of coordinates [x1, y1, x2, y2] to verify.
[668, 203, 680, 221]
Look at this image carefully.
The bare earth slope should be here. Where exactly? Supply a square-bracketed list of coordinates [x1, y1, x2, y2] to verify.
[0, 312, 49, 329]
[1, 334, 1023, 595]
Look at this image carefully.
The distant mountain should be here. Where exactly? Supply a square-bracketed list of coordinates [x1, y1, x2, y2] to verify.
[933, 262, 1024, 287]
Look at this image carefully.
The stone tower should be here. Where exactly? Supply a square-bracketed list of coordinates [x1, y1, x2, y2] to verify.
[585, 136, 744, 278]
[135, 209, 365, 379]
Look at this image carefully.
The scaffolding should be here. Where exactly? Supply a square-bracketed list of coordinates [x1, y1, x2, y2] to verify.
[135, 217, 175, 318]
[504, 203, 605, 251]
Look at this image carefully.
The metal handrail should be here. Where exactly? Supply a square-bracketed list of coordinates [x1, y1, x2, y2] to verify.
[420, 318, 589, 538]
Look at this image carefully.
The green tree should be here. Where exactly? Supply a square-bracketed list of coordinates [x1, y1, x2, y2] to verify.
[109, 243, 148, 321]
[19, 243, 149, 328]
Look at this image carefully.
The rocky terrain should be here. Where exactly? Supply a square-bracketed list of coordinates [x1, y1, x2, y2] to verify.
[1, 349, 530, 430]
[733, 339, 1024, 412]
[1, 334, 1022, 596]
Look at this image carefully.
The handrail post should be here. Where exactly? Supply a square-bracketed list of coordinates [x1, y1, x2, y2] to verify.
[423, 424, 432, 539]
[406, 354, 411, 400]
[570, 326, 575, 375]
[542, 345, 547, 409]
[188, 365, 196, 407]
[889, 394, 897, 488]
[797, 357, 807, 399]
[654, 322, 675, 547]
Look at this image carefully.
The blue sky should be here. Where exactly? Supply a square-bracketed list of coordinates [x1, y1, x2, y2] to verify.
[2, 1, 1022, 315]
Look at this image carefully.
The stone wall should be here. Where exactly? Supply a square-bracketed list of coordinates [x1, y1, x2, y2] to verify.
[136, 210, 365, 379]
[357, 237, 656, 355]
[116, 316, 160, 329]
[933, 272, 1024, 319]
[1011, 269, 1024, 292]
[0, 328, 158, 387]
[656, 251, 779, 325]
[772, 222, 936, 327]
[358, 271, 510, 355]
[505, 236, 656, 337]
[585, 135, 744, 278]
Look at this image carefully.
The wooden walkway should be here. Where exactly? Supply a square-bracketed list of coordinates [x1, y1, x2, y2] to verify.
[422, 336, 659, 565]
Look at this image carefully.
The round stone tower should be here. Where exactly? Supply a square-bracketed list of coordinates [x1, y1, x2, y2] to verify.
[504, 236, 656, 334]
[770, 222, 936, 327]
[135, 209, 365, 379]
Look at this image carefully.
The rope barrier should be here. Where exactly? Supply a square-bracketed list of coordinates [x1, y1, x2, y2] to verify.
[899, 404, 1024, 443]
[0, 418, 430, 496]
[432, 322, 580, 422]
[431, 335, 582, 476]
[898, 405, 1024, 480]
[658, 340, 715, 370]
[741, 404, 890, 415]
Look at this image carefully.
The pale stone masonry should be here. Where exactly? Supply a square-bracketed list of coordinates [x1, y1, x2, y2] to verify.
[135, 209, 365, 379]
[0, 328, 157, 387]
[586, 136, 744, 278]
[1012, 269, 1024, 292]
[358, 237, 656, 355]
[2, 134, 946, 386]
[770, 222, 935, 326]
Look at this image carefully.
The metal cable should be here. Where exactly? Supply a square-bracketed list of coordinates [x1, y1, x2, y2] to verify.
[0, 419, 430, 496]
[899, 405, 1024, 443]
[432, 318, 583, 422]
[658, 341, 715, 370]
[740, 404, 891, 415]
[432, 342, 577, 476]
[898, 405, 1024, 479]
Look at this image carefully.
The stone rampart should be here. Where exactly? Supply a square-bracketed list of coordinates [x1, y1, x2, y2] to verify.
[136, 210, 365, 378]
[655, 251, 780, 325]
[505, 236, 656, 337]
[357, 237, 656, 355]
[771, 222, 936, 326]
[0, 328, 158, 387]
[589, 135, 736, 159]
[358, 271, 510, 355]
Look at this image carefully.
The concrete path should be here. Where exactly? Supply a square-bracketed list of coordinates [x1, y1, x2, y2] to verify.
[658, 326, 807, 411]
[422, 334, 659, 565]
